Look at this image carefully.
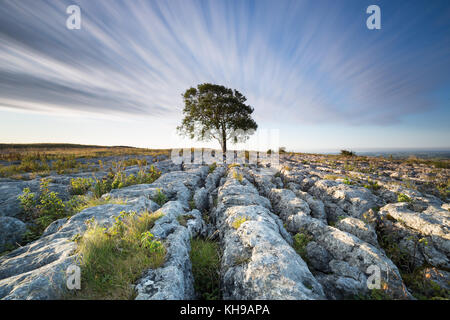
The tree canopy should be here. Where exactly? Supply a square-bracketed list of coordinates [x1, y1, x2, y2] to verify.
[177, 83, 258, 153]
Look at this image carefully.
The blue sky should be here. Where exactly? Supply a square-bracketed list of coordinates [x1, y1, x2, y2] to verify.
[0, 0, 449, 151]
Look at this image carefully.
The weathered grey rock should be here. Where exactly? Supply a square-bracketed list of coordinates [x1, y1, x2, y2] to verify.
[295, 213, 411, 299]
[335, 217, 378, 247]
[308, 180, 384, 220]
[219, 205, 325, 300]
[193, 187, 208, 212]
[0, 217, 27, 252]
[213, 171, 325, 300]
[41, 218, 68, 237]
[0, 197, 156, 299]
[262, 182, 412, 299]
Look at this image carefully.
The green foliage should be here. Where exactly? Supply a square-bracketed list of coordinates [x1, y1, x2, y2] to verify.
[397, 193, 412, 203]
[66, 195, 127, 215]
[92, 164, 162, 198]
[293, 232, 312, 261]
[177, 83, 258, 153]
[18, 179, 66, 230]
[232, 216, 248, 229]
[72, 211, 165, 299]
[17, 187, 37, 215]
[363, 179, 381, 191]
[152, 188, 167, 206]
[343, 161, 355, 172]
[232, 171, 243, 182]
[343, 177, 354, 185]
[70, 177, 93, 195]
[177, 214, 195, 227]
[402, 268, 450, 300]
[190, 238, 221, 300]
[208, 162, 217, 173]
[340, 150, 356, 157]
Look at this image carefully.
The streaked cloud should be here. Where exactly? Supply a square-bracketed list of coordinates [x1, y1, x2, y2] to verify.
[0, 0, 449, 126]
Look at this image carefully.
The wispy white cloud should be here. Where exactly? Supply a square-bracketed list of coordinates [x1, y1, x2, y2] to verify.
[0, 0, 449, 127]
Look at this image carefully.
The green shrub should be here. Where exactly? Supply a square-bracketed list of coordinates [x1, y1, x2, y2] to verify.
[92, 165, 161, 198]
[19, 179, 66, 229]
[72, 210, 165, 299]
[70, 177, 93, 195]
[340, 150, 356, 157]
[343, 177, 354, 185]
[177, 214, 195, 227]
[363, 179, 381, 191]
[190, 238, 221, 300]
[398, 193, 412, 203]
[208, 162, 217, 173]
[293, 232, 312, 261]
[152, 188, 167, 206]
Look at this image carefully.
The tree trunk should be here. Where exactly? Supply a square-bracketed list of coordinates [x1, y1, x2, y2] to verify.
[221, 128, 227, 163]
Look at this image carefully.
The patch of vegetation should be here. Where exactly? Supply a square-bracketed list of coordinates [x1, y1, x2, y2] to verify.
[66, 195, 127, 215]
[190, 238, 221, 300]
[397, 193, 412, 203]
[70, 177, 94, 195]
[232, 216, 249, 229]
[343, 177, 355, 185]
[152, 188, 167, 206]
[324, 174, 340, 180]
[401, 267, 450, 300]
[71, 210, 165, 299]
[18, 179, 66, 231]
[376, 223, 448, 299]
[177, 214, 195, 227]
[232, 171, 243, 182]
[343, 161, 355, 172]
[92, 165, 161, 198]
[208, 162, 217, 173]
[293, 232, 312, 261]
[233, 256, 251, 266]
[340, 150, 356, 157]
[363, 179, 381, 191]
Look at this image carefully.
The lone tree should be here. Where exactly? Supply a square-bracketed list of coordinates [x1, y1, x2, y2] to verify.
[177, 83, 258, 153]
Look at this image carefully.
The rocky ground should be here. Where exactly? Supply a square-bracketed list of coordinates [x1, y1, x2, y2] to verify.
[0, 152, 448, 300]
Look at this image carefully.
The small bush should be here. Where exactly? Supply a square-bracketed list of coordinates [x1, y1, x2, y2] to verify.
[177, 214, 195, 227]
[190, 238, 221, 300]
[18, 179, 66, 230]
[363, 179, 381, 191]
[343, 177, 354, 185]
[340, 150, 356, 157]
[398, 193, 412, 203]
[208, 162, 217, 173]
[70, 177, 93, 195]
[152, 188, 167, 206]
[293, 232, 312, 261]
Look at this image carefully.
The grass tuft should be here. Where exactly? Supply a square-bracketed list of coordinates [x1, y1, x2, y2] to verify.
[71, 210, 165, 299]
[190, 238, 221, 300]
